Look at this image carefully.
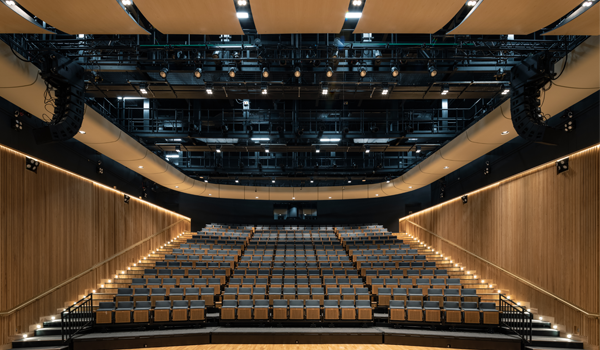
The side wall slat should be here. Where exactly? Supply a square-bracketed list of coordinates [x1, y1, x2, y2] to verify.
[0, 145, 190, 346]
[402, 146, 600, 347]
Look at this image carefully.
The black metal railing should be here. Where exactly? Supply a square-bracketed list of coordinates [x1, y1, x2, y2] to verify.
[499, 294, 532, 344]
[61, 293, 94, 343]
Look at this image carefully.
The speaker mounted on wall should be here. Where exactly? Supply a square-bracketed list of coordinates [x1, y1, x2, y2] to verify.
[33, 53, 85, 144]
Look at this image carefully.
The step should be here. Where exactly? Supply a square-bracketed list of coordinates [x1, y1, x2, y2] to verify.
[11, 335, 64, 349]
[33, 327, 62, 337]
[532, 328, 560, 337]
[532, 320, 552, 329]
[42, 320, 61, 328]
[530, 335, 584, 349]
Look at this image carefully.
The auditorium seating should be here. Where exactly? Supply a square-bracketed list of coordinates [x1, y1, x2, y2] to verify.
[92, 223, 499, 328]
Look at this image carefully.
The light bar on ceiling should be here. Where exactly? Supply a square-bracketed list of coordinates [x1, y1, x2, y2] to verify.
[236, 12, 249, 19]
[251, 138, 270, 141]
[320, 138, 341, 142]
[345, 12, 362, 19]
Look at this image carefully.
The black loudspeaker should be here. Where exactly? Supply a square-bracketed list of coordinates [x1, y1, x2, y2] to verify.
[33, 53, 85, 144]
[510, 54, 561, 145]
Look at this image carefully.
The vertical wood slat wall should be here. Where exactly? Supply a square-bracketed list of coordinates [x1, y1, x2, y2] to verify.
[0, 145, 190, 346]
[401, 146, 600, 347]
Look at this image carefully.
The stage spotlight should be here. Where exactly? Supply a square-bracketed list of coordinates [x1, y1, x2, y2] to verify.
[124, 195, 130, 204]
[175, 145, 181, 153]
[391, 66, 400, 77]
[556, 157, 569, 174]
[12, 111, 23, 131]
[322, 83, 329, 95]
[386, 176, 391, 183]
[359, 66, 367, 77]
[362, 177, 366, 182]
[294, 67, 302, 78]
[204, 178, 209, 183]
[502, 84, 511, 95]
[310, 177, 314, 184]
[235, 177, 239, 183]
[159, 67, 169, 79]
[261, 83, 268, 95]
[206, 83, 213, 95]
[462, 195, 468, 204]
[484, 161, 491, 176]
[25, 157, 39, 173]
[382, 83, 389, 95]
[272, 179, 276, 184]
[237, 0, 247, 5]
[96, 160, 104, 175]
[216, 145, 222, 153]
[212, 51, 221, 59]
[365, 145, 370, 154]
[315, 145, 320, 153]
[441, 84, 449, 95]
[428, 63, 438, 77]
[265, 146, 270, 153]
[228, 67, 237, 78]
[139, 83, 148, 95]
[262, 67, 270, 78]
[326, 66, 334, 78]
[352, 0, 362, 5]
[416, 145, 422, 153]
[562, 111, 575, 132]
[194, 68, 202, 79]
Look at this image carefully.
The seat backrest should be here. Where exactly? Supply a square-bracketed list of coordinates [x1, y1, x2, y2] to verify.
[135, 301, 151, 308]
[269, 287, 282, 294]
[444, 301, 460, 309]
[445, 289, 459, 296]
[170, 288, 184, 294]
[254, 300, 269, 307]
[462, 302, 478, 309]
[424, 301, 439, 308]
[98, 302, 115, 310]
[305, 300, 320, 308]
[155, 300, 171, 308]
[480, 302, 496, 310]
[173, 300, 189, 308]
[253, 287, 266, 294]
[224, 287, 237, 294]
[222, 300, 237, 307]
[324, 300, 339, 307]
[238, 300, 254, 307]
[378, 287, 392, 294]
[340, 300, 354, 307]
[408, 288, 423, 294]
[117, 301, 134, 309]
[151, 288, 166, 295]
[135, 288, 150, 295]
[289, 300, 304, 307]
[462, 288, 477, 295]
[356, 300, 370, 307]
[273, 299, 288, 307]
[428, 288, 443, 295]
[117, 288, 133, 295]
[406, 300, 422, 308]
[389, 300, 405, 308]
[190, 300, 205, 308]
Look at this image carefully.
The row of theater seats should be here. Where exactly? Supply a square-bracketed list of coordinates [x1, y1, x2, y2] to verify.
[376, 288, 480, 306]
[221, 300, 372, 321]
[115, 287, 218, 306]
[142, 270, 229, 283]
[388, 301, 499, 325]
[96, 300, 206, 324]
[224, 287, 370, 302]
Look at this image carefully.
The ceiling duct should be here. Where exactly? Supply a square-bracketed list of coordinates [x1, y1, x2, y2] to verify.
[0, 37, 597, 200]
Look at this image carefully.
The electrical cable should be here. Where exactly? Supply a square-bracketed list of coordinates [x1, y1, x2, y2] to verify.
[0, 73, 39, 89]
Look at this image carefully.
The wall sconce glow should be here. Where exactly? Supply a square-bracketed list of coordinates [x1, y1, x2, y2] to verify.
[345, 12, 362, 19]
[236, 12, 249, 18]
[553, 325, 558, 329]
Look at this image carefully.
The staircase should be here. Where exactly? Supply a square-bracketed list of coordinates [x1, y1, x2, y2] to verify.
[524, 319, 584, 349]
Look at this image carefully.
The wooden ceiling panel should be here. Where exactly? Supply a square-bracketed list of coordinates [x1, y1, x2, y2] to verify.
[135, 0, 243, 35]
[354, 0, 465, 34]
[16, 0, 148, 34]
[450, 0, 581, 35]
[250, 0, 349, 34]
[544, 3, 600, 36]
[0, 3, 54, 34]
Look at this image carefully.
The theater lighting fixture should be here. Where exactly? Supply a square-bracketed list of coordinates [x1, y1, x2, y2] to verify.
[416, 145, 422, 153]
[262, 67, 270, 78]
[391, 66, 400, 77]
[236, 12, 249, 18]
[204, 179, 208, 183]
[122, 0, 132, 5]
[175, 145, 181, 153]
[462, 195, 468, 204]
[467, 0, 477, 6]
[139, 83, 148, 95]
[23, 334, 27, 339]
[382, 83, 389, 95]
[216, 145, 222, 153]
[322, 83, 329, 95]
[265, 146, 270, 153]
[326, 66, 334, 78]
[348, 177, 352, 184]
[261, 83, 268, 95]
[228, 67, 237, 78]
[51, 317, 55, 320]
[25, 157, 39, 173]
[359, 66, 367, 77]
[428, 63, 438, 77]
[206, 83, 213, 94]
[36, 325, 41, 329]
[539, 317, 543, 321]
[272, 179, 276, 183]
[320, 138, 341, 142]
[352, 0, 362, 5]
[441, 84, 449, 95]
[444, 166, 449, 169]
[294, 67, 302, 78]
[159, 67, 168, 79]
[5, 0, 15, 5]
[237, 0, 247, 5]
[194, 68, 202, 79]
[251, 138, 270, 141]
[365, 145, 370, 153]
[582, 1, 593, 6]
[501, 131, 510, 135]
[556, 157, 569, 174]
[502, 85, 511, 95]
[235, 177, 239, 183]
[345, 12, 362, 19]
[386, 176, 391, 183]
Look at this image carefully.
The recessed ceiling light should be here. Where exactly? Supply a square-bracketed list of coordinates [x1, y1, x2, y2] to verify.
[138, 166, 143, 169]
[79, 130, 86, 134]
[444, 166, 449, 169]
[255, 196, 259, 199]
[409, 186, 412, 189]
[329, 197, 332, 199]
[501, 131, 510, 135]
[175, 186, 179, 188]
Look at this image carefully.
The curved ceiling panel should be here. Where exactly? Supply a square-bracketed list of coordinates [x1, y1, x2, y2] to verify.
[16, 0, 149, 35]
[449, 0, 581, 35]
[0, 37, 597, 201]
[354, 0, 465, 34]
[0, 2, 54, 34]
[544, 3, 600, 36]
[134, 0, 243, 35]
[249, 0, 349, 34]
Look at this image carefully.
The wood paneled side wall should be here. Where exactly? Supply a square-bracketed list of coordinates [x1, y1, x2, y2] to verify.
[0, 145, 190, 346]
[401, 145, 600, 348]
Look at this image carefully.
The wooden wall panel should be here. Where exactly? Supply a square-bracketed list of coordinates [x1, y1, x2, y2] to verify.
[0, 145, 190, 346]
[401, 145, 600, 347]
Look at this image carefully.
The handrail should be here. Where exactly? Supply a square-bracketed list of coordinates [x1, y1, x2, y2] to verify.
[0, 218, 189, 316]
[401, 219, 600, 318]
[61, 293, 94, 342]
[500, 294, 533, 344]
